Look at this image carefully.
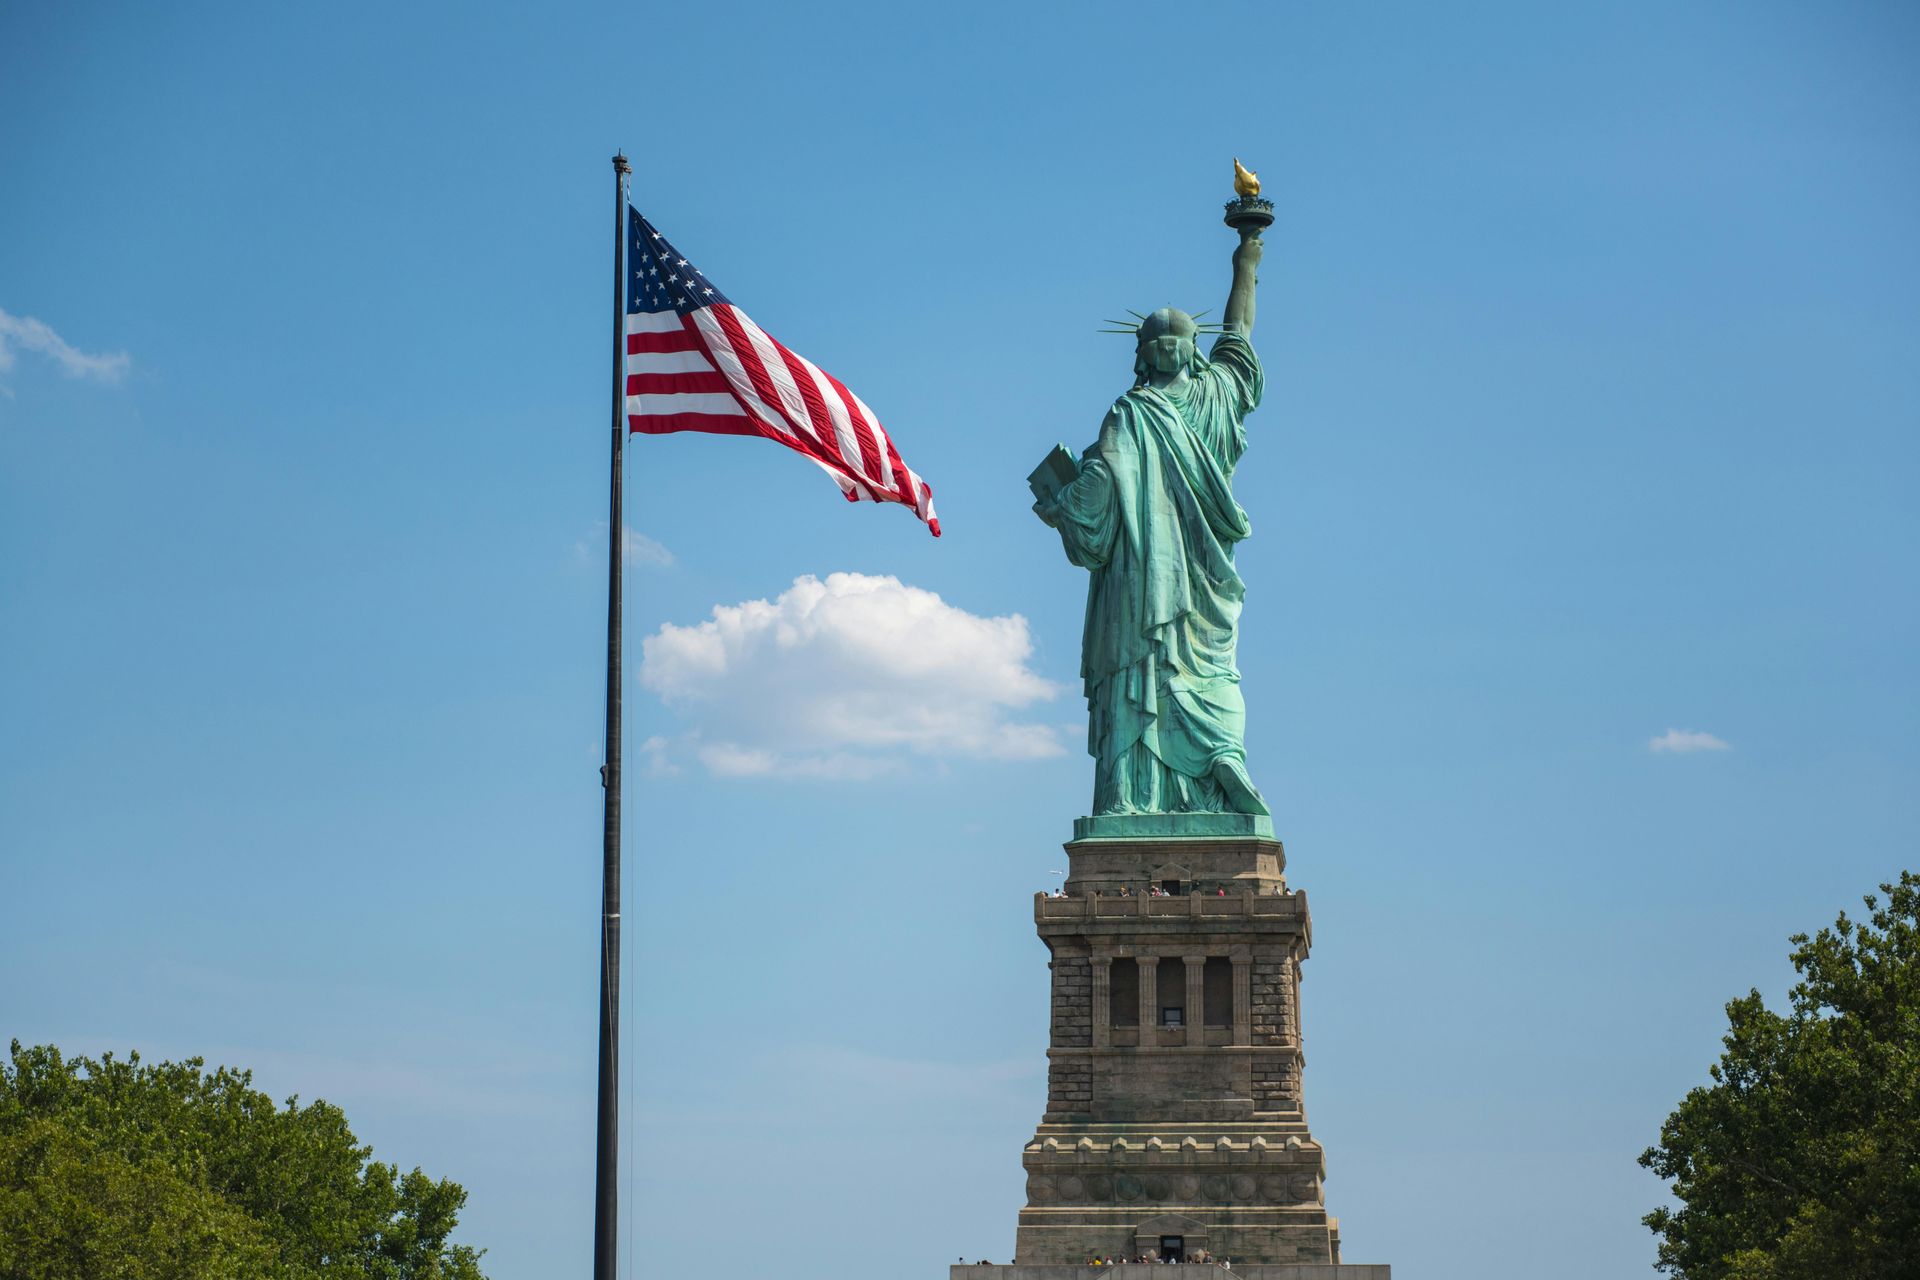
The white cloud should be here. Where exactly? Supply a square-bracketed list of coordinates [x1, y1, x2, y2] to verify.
[694, 741, 897, 781]
[622, 528, 673, 566]
[573, 523, 673, 568]
[0, 307, 129, 384]
[1649, 728, 1732, 754]
[642, 572, 1065, 778]
[639, 734, 680, 777]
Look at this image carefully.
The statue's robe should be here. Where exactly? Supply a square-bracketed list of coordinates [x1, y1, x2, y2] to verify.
[1047, 333, 1266, 815]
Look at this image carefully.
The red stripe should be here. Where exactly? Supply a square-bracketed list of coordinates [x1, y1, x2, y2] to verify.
[707, 307, 794, 435]
[821, 369, 905, 504]
[629, 412, 762, 437]
[628, 328, 702, 354]
[705, 305, 849, 483]
[835, 377, 921, 515]
[669, 308, 782, 436]
[626, 371, 732, 396]
[768, 341, 860, 475]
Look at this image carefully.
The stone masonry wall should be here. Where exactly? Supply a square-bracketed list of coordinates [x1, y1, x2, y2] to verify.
[1251, 952, 1298, 1112]
[1052, 954, 1091, 1048]
[1251, 1055, 1301, 1113]
[1047, 1057, 1092, 1117]
[1250, 955, 1291, 1047]
[1048, 953, 1093, 1118]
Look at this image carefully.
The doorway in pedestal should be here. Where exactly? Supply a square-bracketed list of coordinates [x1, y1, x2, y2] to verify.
[1133, 1212, 1206, 1263]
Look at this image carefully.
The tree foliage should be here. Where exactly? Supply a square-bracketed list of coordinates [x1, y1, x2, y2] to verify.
[1640, 871, 1920, 1279]
[0, 1042, 487, 1280]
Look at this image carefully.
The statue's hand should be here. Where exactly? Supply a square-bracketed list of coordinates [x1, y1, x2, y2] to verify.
[1032, 498, 1062, 529]
[1233, 233, 1264, 269]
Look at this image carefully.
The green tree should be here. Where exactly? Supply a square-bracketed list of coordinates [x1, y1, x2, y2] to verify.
[0, 1042, 487, 1280]
[1639, 871, 1920, 1279]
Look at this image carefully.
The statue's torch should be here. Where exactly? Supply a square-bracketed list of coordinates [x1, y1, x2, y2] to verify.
[1223, 156, 1275, 235]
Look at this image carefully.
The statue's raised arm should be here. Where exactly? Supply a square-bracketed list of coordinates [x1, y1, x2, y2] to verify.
[1224, 228, 1263, 335]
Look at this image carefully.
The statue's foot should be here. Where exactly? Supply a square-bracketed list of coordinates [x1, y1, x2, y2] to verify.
[1212, 760, 1269, 816]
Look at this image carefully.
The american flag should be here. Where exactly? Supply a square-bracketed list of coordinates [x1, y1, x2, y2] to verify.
[625, 208, 939, 536]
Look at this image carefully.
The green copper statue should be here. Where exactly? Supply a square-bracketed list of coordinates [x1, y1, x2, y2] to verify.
[1032, 170, 1274, 832]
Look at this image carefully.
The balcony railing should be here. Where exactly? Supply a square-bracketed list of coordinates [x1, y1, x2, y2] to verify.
[1035, 891, 1303, 922]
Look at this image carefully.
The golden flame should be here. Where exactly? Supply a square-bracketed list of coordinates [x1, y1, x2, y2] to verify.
[1232, 157, 1260, 198]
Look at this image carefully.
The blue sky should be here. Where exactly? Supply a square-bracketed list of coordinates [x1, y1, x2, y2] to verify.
[2, 2, 1916, 1277]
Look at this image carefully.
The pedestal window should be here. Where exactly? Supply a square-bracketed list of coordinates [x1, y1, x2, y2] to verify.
[1109, 957, 1140, 1027]
[1203, 957, 1233, 1027]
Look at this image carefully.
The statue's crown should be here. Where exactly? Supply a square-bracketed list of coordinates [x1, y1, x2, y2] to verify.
[1099, 307, 1229, 338]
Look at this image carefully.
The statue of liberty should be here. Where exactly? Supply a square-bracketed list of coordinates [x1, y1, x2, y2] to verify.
[1032, 180, 1270, 827]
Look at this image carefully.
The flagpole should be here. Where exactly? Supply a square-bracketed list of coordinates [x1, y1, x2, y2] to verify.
[595, 150, 629, 1280]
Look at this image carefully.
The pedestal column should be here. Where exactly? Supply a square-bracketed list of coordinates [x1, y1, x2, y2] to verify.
[1232, 953, 1253, 1045]
[1183, 955, 1206, 1047]
[1091, 956, 1112, 1048]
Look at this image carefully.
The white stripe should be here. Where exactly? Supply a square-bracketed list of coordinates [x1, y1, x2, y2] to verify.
[732, 312, 820, 445]
[688, 308, 794, 438]
[810, 457, 876, 502]
[796, 355, 876, 487]
[626, 349, 715, 375]
[844, 388, 896, 491]
[903, 466, 933, 520]
[626, 310, 685, 334]
[811, 458, 858, 496]
[626, 392, 746, 416]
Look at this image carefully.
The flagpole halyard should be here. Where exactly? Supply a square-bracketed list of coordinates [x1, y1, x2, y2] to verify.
[594, 150, 630, 1280]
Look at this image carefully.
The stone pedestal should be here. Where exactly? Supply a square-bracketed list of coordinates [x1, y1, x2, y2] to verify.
[973, 834, 1383, 1275]
[955, 1269, 1387, 1280]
